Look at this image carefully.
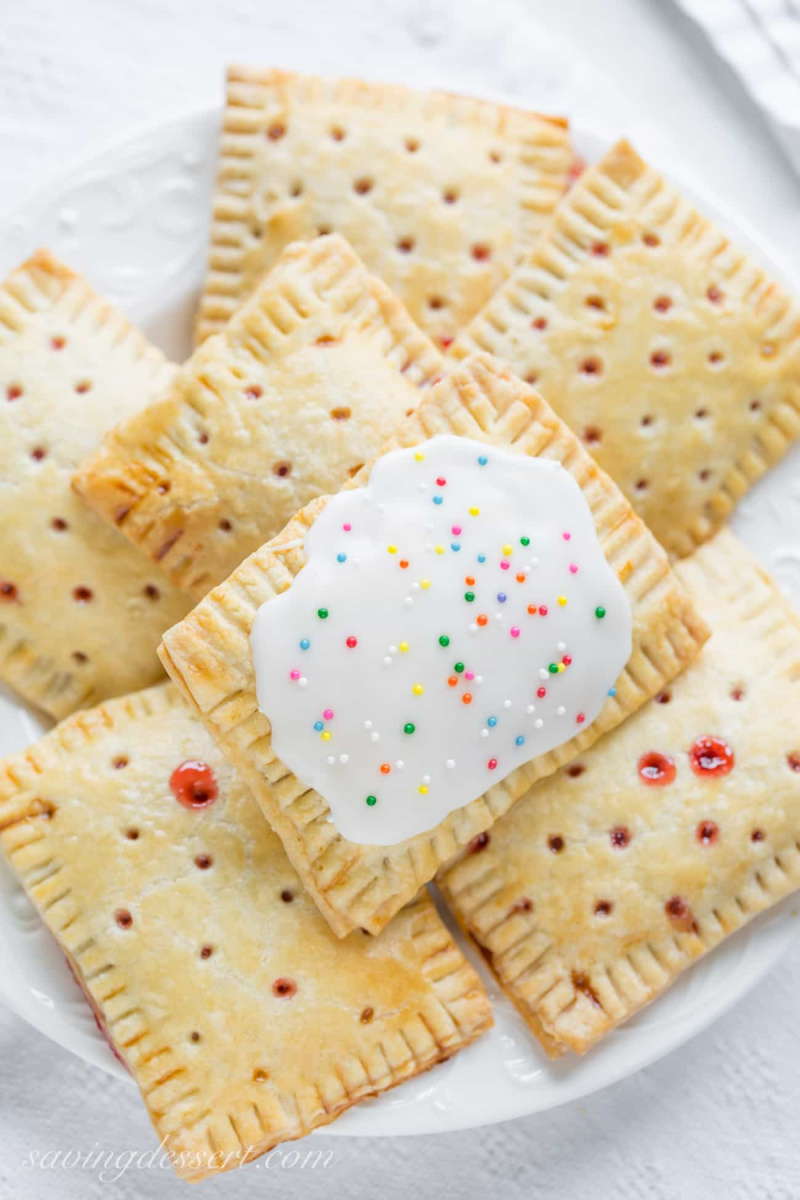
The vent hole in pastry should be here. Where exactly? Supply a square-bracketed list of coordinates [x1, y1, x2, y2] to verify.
[591, 242, 609, 257]
[468, 832, 491, 854]
[251, 225, 262, 239]
[330, 406, 351, 421]
[31, 446, 46, 461]
[443, 188, 459, 204]
[656, 690, 671, 704]
[0, 581, 19, 601]
[708, 351, 724, 366]
[697, 820, 719, 845]
[253, 1067, 269, 1082]
[200, 945, 214, 959]
[650, 350, 671, 370]
[689, 736, 734, 777]
[267, 123, 286, 140]
[219, 519, 232, 532]
[695, 408, 709, 420]
[665, 895, 695, 932]
[198, 431, 209, 444]
[653, 296, 672, 313]
[50, 336, 66, 350]
[51, 517, 68, 531]
[113, 756, 129, 769]
[75, 380, 92, 394]
[510, 896, 534, 914]
[594, 899, 613, 916]
[194, 854, 213, 870]
[280, 889, 293, 903]
[428, 297, 445, 310]
[532, 316, 548, 330]
[582, 426, 602, 445]
[572, 971, 602, 1007]
[143, 584, 160, 601]
[640, 415, 654, 428]
[566, 763, 585, 778]
[707, 285, 723, 304]
[289, 181, 303, 198]
[189, 1031, 201, 1043]
[156, 482, 170, 495]
[405, 137, 420, 153]
[547, 834, 564, 854]
[524, 372, 539, 385]
[610, 825, 631, 848]
[353, 177, 373, 195]
[471, 244, 491, 262]
[272, 977, 296, 998]
[397, 237, 415, 253]
[6, 383, 23, 401]
[749, 399, 762, 412]
[244, 385, 263, 400]
[787, 753, 800, 772]
[635, 479, 648, 492]
[699, 469, 712, 482]
[360, 1006, 374, 1023]
[580, 358, 602, 376]
[751, 829, 765, 843]
[330, 125, 346, 141]
[638, 751, 676, 786]
[317, 224, 332, 237]
[115, 909, 133, 929]
[125, 828, 139, 840]
[489, 150, 503, 163]
[585, 294, 606, 310]
[72, 651, 88, 664]
[73, 586, 93, 603]
[642, 233, 660, 247]
[273, 461, 292, 478]
[730, 686, 745, 701]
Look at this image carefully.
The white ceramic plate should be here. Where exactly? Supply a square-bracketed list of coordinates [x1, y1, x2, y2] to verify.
[1, 105, 799, 1138]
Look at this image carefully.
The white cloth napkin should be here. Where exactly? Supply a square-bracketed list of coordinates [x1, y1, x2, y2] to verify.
[673, 0, 800, 177]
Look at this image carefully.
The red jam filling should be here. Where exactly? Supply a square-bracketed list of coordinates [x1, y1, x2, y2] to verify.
[689, 736, 734, 778]
[638, 751, 676, 787]
[169, 761, 219, 809]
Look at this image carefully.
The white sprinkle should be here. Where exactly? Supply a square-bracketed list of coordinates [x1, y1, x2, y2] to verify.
[530, 557, 539, 567]
[326, 755, 335, 765]
[446, 759, 456, 769]
[469, 623, 478, 633]
[557, 706, 566, 716]
[383, 656, 392, 666]
[558, 641, 566, 652]
[370, 732, 380, 743]
[526, 704, 536, 715]
[299, 677, 308, 688]
[481, 728, 489, 738]
[476, 675, 484, 684]
[339, 754, 349, 764]
[389, 646, 398, 654]
[539, 668, 549, 680]
[396, 760, 404, 770]
[364, 720, 373, 730]
[495, 612, 503, 622]
[423, 775, 431, 784]
[535, 719, 544, 729]
[419, 482, 428, 491]
[503, 699, 512, 709]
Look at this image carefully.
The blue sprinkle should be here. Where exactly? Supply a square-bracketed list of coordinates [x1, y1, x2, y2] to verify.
[451, 542, 461, 552]
[299, 638, 310, 650]
[515, 735, 525, 747]
[432, 495, 443, 505]
[478, 455, 488, 466]
[477, 554, 486, 564]
[497, 592, 507, 603]
[487, 716, 497, 728]
[314, 721, 323, 731]
[337, 552, 347, 563]
[608, 686, 617, 698]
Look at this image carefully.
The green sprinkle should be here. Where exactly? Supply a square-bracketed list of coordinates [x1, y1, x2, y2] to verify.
[365, 795, 377, 807]
[439, 635, 450, 647]
[404, 723, 415, 735]
[595, 606, 606, 619]
[454, 662, 465, 673]
[317, 608, 329, 620]
[464, 591, 475, 603]
[548, 663, 559, 674]
[520, 536, 530, 546]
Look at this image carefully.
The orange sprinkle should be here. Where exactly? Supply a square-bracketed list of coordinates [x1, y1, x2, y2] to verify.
[380, 763, 391, 775]
[399, 559, 409, 569]
[462, 693, 473, 705]
[448, 675, 458, 687]
[516, 573, 526, 583]
[465, 576, 475, 586]
[527, 604, 537, 615]
[477, 614, 488, 626]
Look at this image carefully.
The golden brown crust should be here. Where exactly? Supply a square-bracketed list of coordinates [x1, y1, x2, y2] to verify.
[74, 235, 444, 599]
[453, 139, 800, 558]
[197, 66, 573, 345]
[0, 249, 189, 718]
[438, 530, 800, 1056]
[0, 683, 492, 1181]
[159, 354, 709, 939]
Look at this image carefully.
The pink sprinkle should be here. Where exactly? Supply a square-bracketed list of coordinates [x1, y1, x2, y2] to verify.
[563, 532, 571, 541]
[576, 712, 585, 724]
[488, 758, 498, 770]
[451, 525, 462, 536]
[539, 605, 548, 616]
[465, 670, 475, 681]
[290, 670, 300, 680]
[569, 563, 578, 574]
[500, 560, 510, 570]
[510, 627, 520, 638]
[323, 709, 334, 721]
[343, 523, 351, 531]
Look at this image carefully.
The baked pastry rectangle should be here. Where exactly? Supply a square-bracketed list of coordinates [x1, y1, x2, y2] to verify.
[453, 140, 800, 558]
[196, 66, 573, 346]
[0, 250, 190, 719]
[438, 530, 800, 1056]
[74, 235, 444, 599]
[159, 354, 709, 939]
[0, 683, 492, 1182]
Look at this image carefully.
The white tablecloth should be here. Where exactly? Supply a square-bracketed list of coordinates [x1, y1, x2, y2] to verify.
[1, 1, 799, 1196]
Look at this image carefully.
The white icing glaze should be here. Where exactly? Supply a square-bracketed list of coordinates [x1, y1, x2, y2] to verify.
[251, 436, 632, 845]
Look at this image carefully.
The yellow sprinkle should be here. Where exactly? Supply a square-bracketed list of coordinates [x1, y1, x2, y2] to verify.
[413, 684, 424, 696]
[435, 545, 445, 555]
[399, 641, 409, 653]
[557, 663, 566, 673]
[469, 506, 480, 516]
[321, 731, 332, 741]
[558, 596, 567, 607]
[420, 579, 431, 590]
[414, 452, 425, 462]
[418, 785, 428, 795]
[387, 544, 398, 554]
[502, 544, 513, 556]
